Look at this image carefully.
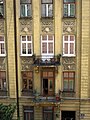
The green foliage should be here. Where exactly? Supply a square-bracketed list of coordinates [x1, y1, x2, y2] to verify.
[0, 103, 16, 120]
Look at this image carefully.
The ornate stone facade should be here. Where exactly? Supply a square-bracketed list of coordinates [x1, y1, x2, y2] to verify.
[21, 57, 33, 71]
[62, 57, 76, 70]
[41, 19, 54, 33]
[20, 19, 32, 33]
[63, 20, 76, 34]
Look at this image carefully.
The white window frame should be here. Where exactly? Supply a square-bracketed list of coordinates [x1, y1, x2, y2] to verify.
[41, 35, 54, 58]
[0, 0, 4, 18]
[0, 36, 6, 56]
[63, 35, 75, 57]
[21, 35, 33, 56]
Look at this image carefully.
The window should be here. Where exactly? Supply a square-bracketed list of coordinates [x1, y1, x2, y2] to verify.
[24, 106, 34, 120]
[41, 35, 54, 57]
[22, 71, 33, 92]
[20, 0, 32, 17]
[0, 0, 4, 18]
[21, 35, 33, 56]
[63, 0, 75, 17]
[0, 36, 5, 56]
[43, 107, 53, 120]
[41, 0, 53, 17]
[0, 72, 6, 90]
[63, 35, 75, 56]
[63, 72, 75, 91]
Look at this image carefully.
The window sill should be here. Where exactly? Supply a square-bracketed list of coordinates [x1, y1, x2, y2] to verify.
[19, 17, 32, 20]
[62, 55, 76, 57]
[0, 54, 6, 57]
[62, 17, 76, 19]
[40, 17, 54, 20]
[20, 54, 33, 57]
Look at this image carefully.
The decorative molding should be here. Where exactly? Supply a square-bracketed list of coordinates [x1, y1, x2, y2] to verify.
[63, 20, 76, 34]
[0, 58, 6, 70]
[62, 57, 76, 70]
[41, 20, 54, 33]
[0, 20, 4, 33]
[21, 57, 33, 70]
[20, 19, 32, 33]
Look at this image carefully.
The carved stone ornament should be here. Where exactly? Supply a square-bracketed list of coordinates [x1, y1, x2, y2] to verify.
[21, 57, 34, 70]
[0, 19, 4, 33]
[63, 20, 76, 34]
[62, 57, 76, 70]
[41, 20, 54, 33]
[0, 58, 6, 70]
[20, 19, 32, 33]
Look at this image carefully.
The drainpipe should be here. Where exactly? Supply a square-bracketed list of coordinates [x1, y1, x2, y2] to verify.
[13, 0, 19, 119]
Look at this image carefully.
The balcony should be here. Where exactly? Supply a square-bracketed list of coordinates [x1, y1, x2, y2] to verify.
[33, 55, 61, 66]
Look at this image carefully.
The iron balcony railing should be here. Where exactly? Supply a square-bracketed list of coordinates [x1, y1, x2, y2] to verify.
[33, 55, 61, 66]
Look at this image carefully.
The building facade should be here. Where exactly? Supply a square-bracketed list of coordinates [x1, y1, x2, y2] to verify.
[0, 0, 90, 120]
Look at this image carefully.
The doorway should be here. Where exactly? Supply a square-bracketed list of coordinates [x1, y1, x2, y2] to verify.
[61, 111, 75, 120]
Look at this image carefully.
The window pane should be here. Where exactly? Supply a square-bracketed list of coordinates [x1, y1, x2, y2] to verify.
[69, 72, 74, 78]
[27, 4, 31, 16]
[1, 43, 5, 54]
[21, 0, 31, 3]
[48, 43, 53, 53]
[41, 4, 46, 17]
[48, 35, 53, 41]
[69, 80, 74, 91]
[48, 4, 53, 17]
[22, 43, 26, 54]
[27, 36, 31, 41]
[64, 43, 68, 54]
[20, 4, 26, 17]
[22, 36, 26, 41]
[0, 36, 4, 41]
[28, 43, 31, 54]
[70, 4, 75, 16]
[64, 72, 68, 78]
[70, 36, 74, 41]
[43, 72, 48, 77]
[64, 0, 75, 3]
[42, 35, 47, 41]
[70, 43, 74, 54]
[42, 0, 52, 3]
[48, 72, 53, 77]
[63, 80, 68, 90]
[42, 43, 47, 53]
[64, 36, 68, 41]
[64, 4, 68, 17]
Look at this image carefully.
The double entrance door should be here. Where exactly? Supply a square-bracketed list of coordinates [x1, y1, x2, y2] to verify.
[42, 71, 55, 96]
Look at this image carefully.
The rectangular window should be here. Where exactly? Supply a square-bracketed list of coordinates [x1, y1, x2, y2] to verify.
[63, 35, 75, 56]
[22, 71, 33, 92]
[63, 72, 75, 91]
[63, 0, 75, 17]
[24, 106, 34, 120]
[41, 0, 53, 17]
[0, 36, 5, 56]
[41, 35, 54, 57]
[20, 0, 32, 17]
[0, 71, 6, 90]
[0, 0, 4, 18]
[21, 35, 33, 56]
[43, 107, 53, 120]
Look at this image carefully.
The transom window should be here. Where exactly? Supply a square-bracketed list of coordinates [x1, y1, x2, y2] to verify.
[63, 0, 75, 17]
[22, 71, 33, 92]
[43, 107, 53, 120]
[24, 106, 34, 120]
[63, 71, 75, 91]
[41, 35, 54, 57]
[20, 0, 32, 17]
[0, 71, 6, 90]
[0, 36, 5, 56]
[21, 35, 33, 56]
[63, 35, 75, 56]
[41, 0, 53, 17]
[0, 0, 4, 18]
